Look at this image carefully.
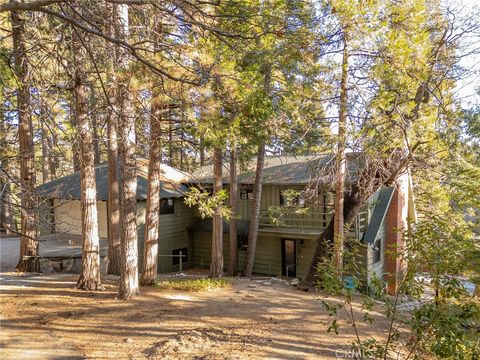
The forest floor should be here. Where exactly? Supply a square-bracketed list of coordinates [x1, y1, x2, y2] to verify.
[0, 269, 396, 360]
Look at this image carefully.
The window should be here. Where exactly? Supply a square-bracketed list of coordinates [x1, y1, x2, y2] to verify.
[160, 198, 175, 215]
[372, 239, 381, 263]
[240, 188, 254, 200]
[172, 247, 188, 265]
[280, 190, 305, 207]
[237, 234, 248, 250]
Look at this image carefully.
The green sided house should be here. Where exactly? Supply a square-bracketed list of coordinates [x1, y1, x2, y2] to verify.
[186, 155, 416, 290]
[36, 160, 194, 273]
[36, 154, 415, 289]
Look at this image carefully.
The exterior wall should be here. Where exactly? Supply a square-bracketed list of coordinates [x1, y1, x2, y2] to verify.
[51, 198, 193, 273]
[38, 200, 54, 236]
[236, 184, 323, 220]
[155, 199, 194, 273]
[367, 220, 386, 283]
[53, 199, 111, 238]
[192, 230, 316, 279]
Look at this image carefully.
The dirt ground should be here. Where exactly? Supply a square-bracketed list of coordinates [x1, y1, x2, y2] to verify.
[0, 268, 395, 360]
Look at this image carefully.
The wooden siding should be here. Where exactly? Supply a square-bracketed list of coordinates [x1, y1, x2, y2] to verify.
[52, 199, 109, 238]
[367, 217, 386, 283]
[156, 199, 194, 273]
[192, 230, 317, 279]
[48, 198, 193, 273]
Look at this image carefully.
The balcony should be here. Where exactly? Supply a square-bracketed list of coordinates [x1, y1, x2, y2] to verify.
[259, 205, 367, 237]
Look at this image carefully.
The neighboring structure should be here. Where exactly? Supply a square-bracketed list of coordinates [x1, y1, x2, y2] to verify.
[36, 160, 193, 273]
[187, 155, 416, 290]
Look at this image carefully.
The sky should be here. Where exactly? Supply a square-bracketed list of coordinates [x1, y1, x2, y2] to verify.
[449, 0, 480, 108]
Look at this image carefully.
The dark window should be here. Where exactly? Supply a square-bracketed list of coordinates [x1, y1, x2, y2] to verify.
[240, 189, 253, 200]
[280, 190, 305, 207]
[172, 247, 188, 265]
[160, 198, 175, 215]
[237, 234, 248, 250]
[372, 239, 381, 263]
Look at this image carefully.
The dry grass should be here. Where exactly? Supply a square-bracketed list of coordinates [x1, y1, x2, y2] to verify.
[155, 277, 232, 292]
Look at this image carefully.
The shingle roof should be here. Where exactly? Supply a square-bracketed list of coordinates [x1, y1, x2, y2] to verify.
[36, 161, 188, 200]
[188, 154, 363, 185]
[363, 187, 395, 244]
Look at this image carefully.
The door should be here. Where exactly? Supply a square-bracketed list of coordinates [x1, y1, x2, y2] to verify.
[281, 239, 296, 277]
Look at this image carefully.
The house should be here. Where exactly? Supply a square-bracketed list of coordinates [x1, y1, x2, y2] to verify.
[36, 154, 416, 291]
[36, 160, 194, 273]
[187, 155, 416, 291]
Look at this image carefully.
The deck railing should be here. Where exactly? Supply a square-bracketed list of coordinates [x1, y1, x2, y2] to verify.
[259, 205, 367, 237]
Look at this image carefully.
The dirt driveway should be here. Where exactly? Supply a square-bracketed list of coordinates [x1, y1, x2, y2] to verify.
[0, 271, 392, 360]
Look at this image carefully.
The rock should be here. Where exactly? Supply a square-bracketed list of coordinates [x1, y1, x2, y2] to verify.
[262, 281, 272, 286]
[51, 261, 63, 272]
[62, 258, 75, 272]
[290, 278, 300, 286]
[234, 290, 242, 294]
[124, 338, 133, 343]
[39, 260, 54, 274]
[248, 284, 257, 288]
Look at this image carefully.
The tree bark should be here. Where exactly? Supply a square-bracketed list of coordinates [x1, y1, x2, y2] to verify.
[0, 101, 13, 237]
[140, 97, 162, 286]
[72, 4, 102, 291]
[228, 146, 238, 276]
[199, 135, 205, 166]
[105, 3, 122, 276]
[168, 121, 173, 166]
[210, 147, 224, 278]
[116, 4, 139, 300]
[71, 97, 81, 172]
[90, 83, 100, 165]
[243, 140, 266, 277]
[41, 115, 50, 184]
[106, 103, 122, 275]
[333, 33, 349, 278]
[49, 130, 58, 179]
[298, 187, 366, 291]
[243, 64, 270, 278]
[12, 9, 40, 272]
[0, 179, 13, 237]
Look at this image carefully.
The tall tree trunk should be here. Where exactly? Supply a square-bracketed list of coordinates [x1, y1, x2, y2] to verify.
[243, 140, 265, 277]
[140, 97, 162, 286]
[0, 179, 13, 237]
[210, 147, 223, 278]
[199, 135, 205, 166]
[228, 146, 238, 276]
[71, 98, 81, 172]
[0, 100, 13, 237]
[298, 188, 366, 291]
[168, 121, 173, 166]
[333, 34, 349, 278]
[40, 114, 50, 184]
[12, 9, 39, 272]
[105, 4, 122, 276]
[72, 5, 102, 291]
[50, 130, 58, 179]
[106, 103, 122, 275]
[243, 64, 271, 278]
[90, 83, 100, 165]
[116, 4, 139, 300]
